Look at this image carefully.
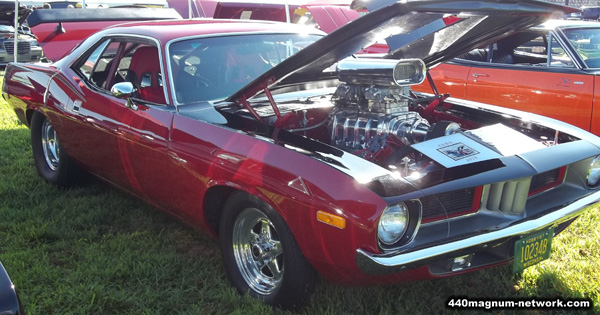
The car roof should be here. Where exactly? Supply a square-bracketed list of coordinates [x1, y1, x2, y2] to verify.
[536, 19, 600, 31]
[101, 18, 323, 44]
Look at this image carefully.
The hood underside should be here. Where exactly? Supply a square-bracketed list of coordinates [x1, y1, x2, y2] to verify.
[228, 0, 574, 102]
[0, 1, 31, 25]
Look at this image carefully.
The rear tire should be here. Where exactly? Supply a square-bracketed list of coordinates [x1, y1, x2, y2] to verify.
[219, 191, 317, 309]
[31, 112, 80, 187]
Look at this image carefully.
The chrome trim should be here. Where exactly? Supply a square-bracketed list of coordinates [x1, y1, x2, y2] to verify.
[337, 58, 426, 87]
[356, 190, 600, 275]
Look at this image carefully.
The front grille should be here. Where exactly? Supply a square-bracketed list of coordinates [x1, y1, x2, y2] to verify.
[529, 167, 565, 195]
[421, 187, 480, 223]
[421, 167, 567, 222]
[3, 41, 31, 54]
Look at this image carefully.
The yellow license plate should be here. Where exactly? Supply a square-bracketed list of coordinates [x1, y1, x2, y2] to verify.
[513, 228, 554, 274]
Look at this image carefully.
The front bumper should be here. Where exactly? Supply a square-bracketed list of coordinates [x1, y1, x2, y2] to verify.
[356, 189, 600, 275]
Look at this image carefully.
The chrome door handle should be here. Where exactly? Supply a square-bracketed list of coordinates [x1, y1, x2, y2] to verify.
[472, 73, 489, 78]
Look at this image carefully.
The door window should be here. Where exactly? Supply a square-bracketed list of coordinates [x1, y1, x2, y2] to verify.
[73, 38, 166, 104]
[549, 35, 574, 68]
[78, 39, 111, 83]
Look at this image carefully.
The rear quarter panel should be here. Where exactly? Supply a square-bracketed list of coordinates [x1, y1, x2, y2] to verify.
[3, 63, 56, 125]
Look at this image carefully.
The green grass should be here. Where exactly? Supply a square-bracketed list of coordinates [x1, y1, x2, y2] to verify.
[0, 87, 599, 314]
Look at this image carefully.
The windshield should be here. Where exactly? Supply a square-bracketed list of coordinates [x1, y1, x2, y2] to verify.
[169, 33, 321, 103]
[563, 27, 600, 68]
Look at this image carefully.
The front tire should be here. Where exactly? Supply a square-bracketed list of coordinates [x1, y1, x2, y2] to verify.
[219, 191, 317, 309]
[31, 112, 80, 187]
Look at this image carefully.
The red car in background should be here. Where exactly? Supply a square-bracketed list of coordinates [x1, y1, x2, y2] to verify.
[168, 0, 360, 32]
[168, 0, 388, 52]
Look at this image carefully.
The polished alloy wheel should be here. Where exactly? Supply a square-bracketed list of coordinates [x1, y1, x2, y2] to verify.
[41, 119, 59, 171]
[232, 207, 284, 295]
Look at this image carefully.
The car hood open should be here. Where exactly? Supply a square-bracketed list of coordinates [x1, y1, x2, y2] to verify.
[227, 0, 575, 103]
[0, 1, 31, 26]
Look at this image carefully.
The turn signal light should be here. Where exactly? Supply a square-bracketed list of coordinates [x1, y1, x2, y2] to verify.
[317, 211, 346, 229]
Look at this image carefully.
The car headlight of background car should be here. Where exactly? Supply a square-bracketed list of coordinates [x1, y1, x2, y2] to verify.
[587, 155, 600, 187]
[378, 203, 410, 245]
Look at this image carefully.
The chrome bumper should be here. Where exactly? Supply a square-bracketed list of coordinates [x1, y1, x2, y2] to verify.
[356, 190, 600, 275]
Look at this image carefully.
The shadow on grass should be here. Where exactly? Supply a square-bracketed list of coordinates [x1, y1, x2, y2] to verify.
[306, 264, 595, 314]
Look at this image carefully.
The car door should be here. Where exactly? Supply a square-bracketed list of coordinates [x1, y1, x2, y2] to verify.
[50, 38, 132, 187]
[414, 62, 471, 98]
[463, 32, 594, 132]
[111, 43, 177, 211]
[64, 37, 176, 208]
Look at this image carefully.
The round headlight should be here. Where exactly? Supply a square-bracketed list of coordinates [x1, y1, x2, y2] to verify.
[378, 203, 409, 245]
[587, 155, 600, 187]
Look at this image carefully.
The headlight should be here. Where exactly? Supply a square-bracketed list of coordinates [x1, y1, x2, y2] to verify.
[378, 203, 409, 245]
[30, 40, 38, 47]
[587, 155, 600, 187]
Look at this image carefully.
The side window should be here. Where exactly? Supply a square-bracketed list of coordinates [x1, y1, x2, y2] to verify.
[78, 39, 120, 89]
[75, 39, 166, 104]
[514, 35, 546, 55]
[549, 35, 574, 68]
[509, 34, 548, 66]
[126, 45, 166, 104]
[78, 39, 111, 81]
[110, 42, 135, 86]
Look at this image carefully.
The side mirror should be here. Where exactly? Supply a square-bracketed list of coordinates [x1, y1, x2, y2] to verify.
[111, 82, 138, 110]
[111, 82, 135, 99]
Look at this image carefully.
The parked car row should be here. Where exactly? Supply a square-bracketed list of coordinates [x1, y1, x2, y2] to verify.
[0, 1, 43, 64]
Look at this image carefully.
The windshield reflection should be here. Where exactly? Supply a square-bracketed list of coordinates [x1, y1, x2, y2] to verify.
[564, 28, 600, 68]
[169, 33, 321, 103]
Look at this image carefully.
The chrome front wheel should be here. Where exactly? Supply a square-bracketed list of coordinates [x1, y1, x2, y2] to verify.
[232, 207, 284, 295]
[220, 191, 317, 309]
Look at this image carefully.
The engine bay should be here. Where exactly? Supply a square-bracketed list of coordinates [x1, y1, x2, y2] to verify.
[219, 58, 574, 178]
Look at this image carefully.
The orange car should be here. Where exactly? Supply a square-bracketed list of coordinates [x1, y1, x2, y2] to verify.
[413, 20, 600, 136]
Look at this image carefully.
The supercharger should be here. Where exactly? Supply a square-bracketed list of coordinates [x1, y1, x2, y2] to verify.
[329, 58, 437, 152]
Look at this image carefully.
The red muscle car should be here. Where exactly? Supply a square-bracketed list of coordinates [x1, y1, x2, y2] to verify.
[4, 0, 600, 309]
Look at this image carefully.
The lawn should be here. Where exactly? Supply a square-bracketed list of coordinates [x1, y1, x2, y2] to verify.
[0, 81, 598, 314]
